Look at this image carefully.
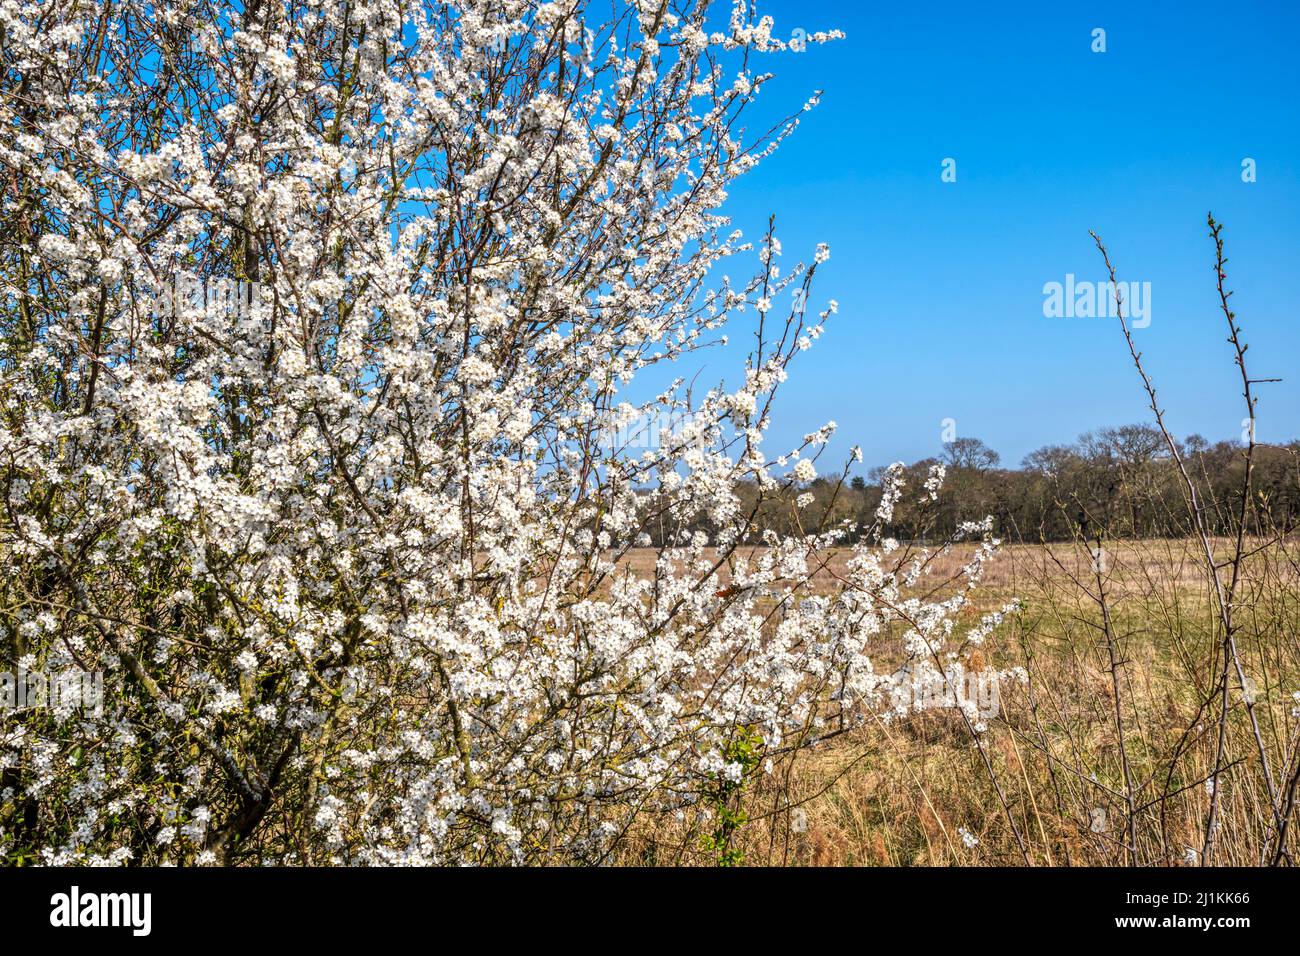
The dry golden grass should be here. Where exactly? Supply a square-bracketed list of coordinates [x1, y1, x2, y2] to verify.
[611, 538, 1296, 601]
[612, 538, 1300, 866]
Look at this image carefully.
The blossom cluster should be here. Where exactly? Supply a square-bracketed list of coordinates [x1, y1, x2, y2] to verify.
[0, 0, 1006, 864]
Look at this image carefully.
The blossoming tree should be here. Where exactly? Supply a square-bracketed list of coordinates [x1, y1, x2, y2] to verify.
[0, 0, 1011, 864]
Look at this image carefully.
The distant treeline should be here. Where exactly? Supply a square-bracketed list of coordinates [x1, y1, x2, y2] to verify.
[649, 426, 1300, 545]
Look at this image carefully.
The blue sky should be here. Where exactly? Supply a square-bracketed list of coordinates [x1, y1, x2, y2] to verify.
[693, 0, 1300, 471]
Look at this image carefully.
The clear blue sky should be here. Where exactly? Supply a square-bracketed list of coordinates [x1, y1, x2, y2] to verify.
[690, 0, 1300, 471]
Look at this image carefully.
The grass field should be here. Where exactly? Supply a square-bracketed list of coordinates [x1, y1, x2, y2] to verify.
[613, 538, 1300, 866]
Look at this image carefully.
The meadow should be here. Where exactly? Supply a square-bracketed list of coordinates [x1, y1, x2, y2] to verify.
[614, 538, 1300, 866]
